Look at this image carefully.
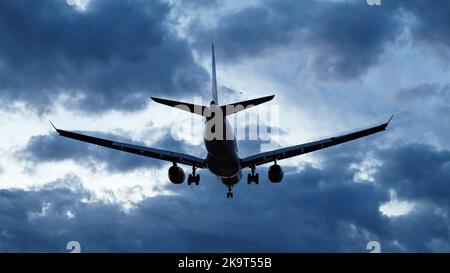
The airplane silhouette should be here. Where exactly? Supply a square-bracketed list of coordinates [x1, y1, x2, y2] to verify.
[51, 44, 393, 198]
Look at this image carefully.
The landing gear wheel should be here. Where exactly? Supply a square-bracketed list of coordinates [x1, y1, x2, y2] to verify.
[226, 185, 233, 198]
[195, 174, 200, 185]
[188, 166, 199, 186]
[247, 165, 259, 185]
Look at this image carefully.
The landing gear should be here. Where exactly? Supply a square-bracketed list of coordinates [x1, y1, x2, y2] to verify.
[247, 165, 259, 184]
[226, 185, 234, 198]
[187, 166, 200, 185]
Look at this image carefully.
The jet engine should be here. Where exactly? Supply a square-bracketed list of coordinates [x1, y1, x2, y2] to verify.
[168, 165, 185, 184]
[268, 164, 283, 183]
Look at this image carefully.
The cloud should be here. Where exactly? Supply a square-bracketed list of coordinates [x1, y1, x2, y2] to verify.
[189, 0, 450, 81]
[179, 0, 221, 9]
[395, 83, 450, 107]
[388, 202, 450, 252]
[395, 83, 443, 101]
[0, 0, 208, 113]
[3, 142, 450, 252]
[392, 82, 450, 147]
[190, 0, 402, 80]
[397, 1, 450, 54]
[1, 0, 450, 253]
[375, 144, 450, 208]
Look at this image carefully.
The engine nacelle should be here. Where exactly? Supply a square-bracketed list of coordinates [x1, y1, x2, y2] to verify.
[168, 165, 185, 184]
[268, 164, 283, 183]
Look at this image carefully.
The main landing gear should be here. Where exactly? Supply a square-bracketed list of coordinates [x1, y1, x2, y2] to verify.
[247, 164, 259, 184]
[187, 165, 200, 185]
[226, 185, 234, 198]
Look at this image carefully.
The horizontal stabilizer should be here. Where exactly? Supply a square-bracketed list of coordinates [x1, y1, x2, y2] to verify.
[152, 95, 275, 117]
[151, 97, 206, 116]
[221, 95, 275, 115]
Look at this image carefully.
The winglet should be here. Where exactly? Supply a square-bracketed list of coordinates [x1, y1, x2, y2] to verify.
[381, 114, 395, 129]
[49, 120, 58, 131]
[387, 114, 395, 125]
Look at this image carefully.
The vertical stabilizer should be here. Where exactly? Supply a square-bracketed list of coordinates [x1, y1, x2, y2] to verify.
[211, 43, 218, 104]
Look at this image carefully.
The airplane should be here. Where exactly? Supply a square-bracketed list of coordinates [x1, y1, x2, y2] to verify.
[50, 44, 393, 198]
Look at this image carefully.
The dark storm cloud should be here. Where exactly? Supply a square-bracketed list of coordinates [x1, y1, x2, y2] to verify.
[5, 140, 450, 252]
[396, 0, 450, 52]
[396, 83, 450, 104]
[191, 0, 402, 80]
[0, 0, 208, 113]
[190, 0, 450, 80]
[393, 82, 450, 146]
[0, 153, 389, 252]
[375, 144, 450, 208]
[395, 83, 443, 101]
[389, 203, 450, 252]
[179, 0, 221, 9]
[17, 129, 195, 172]
[2, 0, 450, 253]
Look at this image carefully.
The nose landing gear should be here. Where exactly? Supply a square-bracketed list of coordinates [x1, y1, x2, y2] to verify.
[226, 185, 234, 198]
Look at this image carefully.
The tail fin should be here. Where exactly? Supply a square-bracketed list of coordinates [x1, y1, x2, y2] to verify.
[152, 44, 274, 117]
[211, 43, 218, 104]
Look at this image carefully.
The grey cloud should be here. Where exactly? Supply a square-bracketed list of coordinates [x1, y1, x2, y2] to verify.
[191, 0, 402, 80]
[395, 83, 443, 101]
[0, 162, 389, 252]
[375, 143, 450, 208]
[395, 83, 450, 102]
[0, 0, 208, 113]
[179, 0, 221, 9]
[393, 82, 450, 148]
[4, 142, 450, 252]
[396, 1, 450, 54]
[1, 0, 450, 253]
[190, 0, 450, 81]
[0, 141, 449, 252]
[389, 203, 450, 252]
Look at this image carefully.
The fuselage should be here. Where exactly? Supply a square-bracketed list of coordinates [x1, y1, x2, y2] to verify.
[204, 116, 242, 187]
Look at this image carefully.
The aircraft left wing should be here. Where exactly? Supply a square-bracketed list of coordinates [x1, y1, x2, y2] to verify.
[240, 116, 393, 168]
[50, 123, 206, 168]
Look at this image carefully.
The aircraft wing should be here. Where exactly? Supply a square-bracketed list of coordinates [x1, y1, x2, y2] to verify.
[51, 124, 206, 168]
[240, 116, 393, 168]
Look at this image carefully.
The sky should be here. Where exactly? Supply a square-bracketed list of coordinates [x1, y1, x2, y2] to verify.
[0, 0, 450, 252]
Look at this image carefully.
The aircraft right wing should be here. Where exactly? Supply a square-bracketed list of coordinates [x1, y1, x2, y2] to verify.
[240, 116, 393, 168]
